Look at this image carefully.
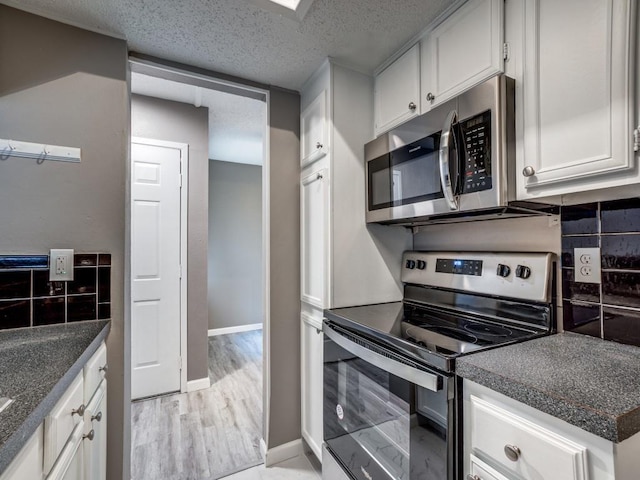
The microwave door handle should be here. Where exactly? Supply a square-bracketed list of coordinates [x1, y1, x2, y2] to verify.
[439, 109, 459, 211]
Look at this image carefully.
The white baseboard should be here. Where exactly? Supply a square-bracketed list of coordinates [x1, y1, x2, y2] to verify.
[186, 376, 211, 393]
[208, 323, 263, 337]
[262, 438, 303, 467]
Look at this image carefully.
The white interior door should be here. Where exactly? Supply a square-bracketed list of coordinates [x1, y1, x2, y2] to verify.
[131, 138, 186, 400]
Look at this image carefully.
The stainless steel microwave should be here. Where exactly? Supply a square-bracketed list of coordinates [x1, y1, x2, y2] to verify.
[365, 75, 520, 225]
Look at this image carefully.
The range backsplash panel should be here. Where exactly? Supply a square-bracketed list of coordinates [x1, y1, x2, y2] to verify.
[0, 254, 111, 330]
[561, 199, 640, 347]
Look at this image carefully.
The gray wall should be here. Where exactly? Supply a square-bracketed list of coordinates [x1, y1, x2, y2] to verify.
[0, 6, 129, 479]
[265, 87, 301, 449]
[131, 94, 210, 382]
[208, 160, 263, 330]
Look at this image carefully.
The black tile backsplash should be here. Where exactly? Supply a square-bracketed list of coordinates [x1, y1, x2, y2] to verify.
[68, 267, 97, 295]
[562, 268, 600, 303]
[33, 298, 65, 326]
[561, 198, 640, 347]
[0, 300, 31, 330]
[601, 198, 640, 233]
[67, 295, 97, 322]
[561, 235, 599, 268]
[602, 271, 640, 308]
[33, 270, 65, 297]
[601, 234, 640, 270]
[0, 253, 111, 328]
[561, 203, 599, 235]
[603, 307, 640, 347]
[562, 301, 601, 338]
[0, 271, 31, 300]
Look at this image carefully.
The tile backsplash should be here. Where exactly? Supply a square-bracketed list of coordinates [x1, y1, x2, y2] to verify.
[561, 199, 640, 347]
[0, 254, 111, 330]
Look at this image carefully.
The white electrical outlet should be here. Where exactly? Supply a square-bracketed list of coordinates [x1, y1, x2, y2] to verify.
[574, 247, 601, 284]
[49, 249, 74, 281]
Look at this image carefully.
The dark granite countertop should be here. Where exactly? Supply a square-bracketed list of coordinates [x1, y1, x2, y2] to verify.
[0, 320, 110, 475]
[457, 332, 640, 443]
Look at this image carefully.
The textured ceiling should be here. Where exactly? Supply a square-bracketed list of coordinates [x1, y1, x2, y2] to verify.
[132, 73, 265, 165]
[3, 0, 452, 90]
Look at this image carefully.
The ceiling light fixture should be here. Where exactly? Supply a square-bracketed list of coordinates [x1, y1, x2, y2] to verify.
[248, 0, 316, 21]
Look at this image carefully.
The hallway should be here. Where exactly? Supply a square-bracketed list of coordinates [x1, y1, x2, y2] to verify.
[131, 331, 263, 480]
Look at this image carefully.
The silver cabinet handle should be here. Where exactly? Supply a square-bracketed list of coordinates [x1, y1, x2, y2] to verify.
[426, 92, 435, 102]
[315, 327, 322, 334]
[83, 430, 95, 441]
[408, 101, 417, 111]
[522, 166, 535, 177]
[72, 404, 85, 417]
[467, 476, 481, 480]
[92, 411, 103, 422]
[316, 142, 323, 149]
[316, 172, 323, 180]
[504, 444, 521, 462]
[439, 109, 459, 211]
[99, 364, 108, 373]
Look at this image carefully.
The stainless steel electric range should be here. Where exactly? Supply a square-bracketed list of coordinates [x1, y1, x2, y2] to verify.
[322, 251, 556, 480]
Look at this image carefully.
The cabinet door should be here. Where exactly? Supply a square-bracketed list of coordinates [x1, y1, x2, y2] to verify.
[84, 382, 106, 480]
[421, 0, 504, 111]
[518, 0, 635, 198]
[45, 424, 84, 480]
[301, 168, 328, 309]
[300, 312, 324, 461]
[44, 373, 84, 474]
[0, 425, 44, 480]
[83, 342, 107, 403]
[374, 44, 421, 136]
[301, 89, 328, 167]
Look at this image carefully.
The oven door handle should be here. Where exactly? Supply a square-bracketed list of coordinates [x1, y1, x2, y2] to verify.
[439, 109, 459, 211]
[324, 324, 442, 392]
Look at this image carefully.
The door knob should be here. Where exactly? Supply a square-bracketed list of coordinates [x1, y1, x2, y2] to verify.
[92, 411, 103, 422]
[467, 476, 481, 480]
[83, 430, 95, 441]
[316, 142, 323, 149]
[408, 102, 417, 111]
[426, 92, 435, 102]
[72, 404, 86, 417]
[522, 166, 536, 177]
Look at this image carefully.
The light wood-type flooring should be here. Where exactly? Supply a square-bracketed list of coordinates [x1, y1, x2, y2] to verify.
[131, 330, 264, 480]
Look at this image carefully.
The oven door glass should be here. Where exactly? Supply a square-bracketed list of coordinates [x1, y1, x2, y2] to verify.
[367, 133, 443, 211]
[324, 333, 453, 480]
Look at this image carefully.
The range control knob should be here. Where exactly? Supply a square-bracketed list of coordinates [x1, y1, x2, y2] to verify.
[405, 259, 416, 270]
[496, 264, 511, 277]
[416, 260, 427, 270]
[515, 265, 531, 279]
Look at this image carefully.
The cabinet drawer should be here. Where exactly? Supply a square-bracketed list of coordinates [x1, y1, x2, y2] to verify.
[0, 424, 44, 480]
[469, 454, 509, 480]
[469, 395, 587, 480]
[44, 373, 84, 474]
[83, 342, 107, 402]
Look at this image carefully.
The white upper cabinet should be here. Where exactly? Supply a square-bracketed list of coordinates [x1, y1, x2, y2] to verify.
[516, 0, 637, 199]
[301, 89, 328, 168]
[374, 44, 421, 136]
[421, 0, 504, 112]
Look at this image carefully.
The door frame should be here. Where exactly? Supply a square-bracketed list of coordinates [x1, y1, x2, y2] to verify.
[130, 136, 189, 394]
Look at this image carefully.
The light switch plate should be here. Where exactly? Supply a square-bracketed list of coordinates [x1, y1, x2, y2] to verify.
[49, 249, 74, 281]
[574, 247, 601, 284]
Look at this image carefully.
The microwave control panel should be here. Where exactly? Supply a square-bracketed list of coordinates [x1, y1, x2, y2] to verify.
[460, 110, 492, 193]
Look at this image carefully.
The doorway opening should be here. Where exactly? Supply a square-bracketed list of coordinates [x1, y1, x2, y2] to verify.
[128, 60, 269, 480]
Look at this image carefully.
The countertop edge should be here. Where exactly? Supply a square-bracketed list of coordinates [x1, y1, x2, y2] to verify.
[457, 361, 626, 443]
[0, 321, 111, 475]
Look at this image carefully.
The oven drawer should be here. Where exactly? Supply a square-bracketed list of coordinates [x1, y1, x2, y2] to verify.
[469, 395, 587, 480]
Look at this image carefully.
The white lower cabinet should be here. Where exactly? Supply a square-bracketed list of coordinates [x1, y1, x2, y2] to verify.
[46, 424, 84, 480]
[300, 311, 324, 460]
[84, 381, 107, 480]
[464, 379, 640, 480]
[0, 341, 108, 480]
[0, 424, 44, 480]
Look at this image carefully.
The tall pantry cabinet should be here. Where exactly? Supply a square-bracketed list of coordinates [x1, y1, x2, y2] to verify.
[299, 61, 411, 460]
